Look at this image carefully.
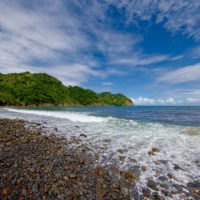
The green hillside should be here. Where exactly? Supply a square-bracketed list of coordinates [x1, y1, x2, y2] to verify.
[0, 72, 133, 106]
[98, 92, 133, 106]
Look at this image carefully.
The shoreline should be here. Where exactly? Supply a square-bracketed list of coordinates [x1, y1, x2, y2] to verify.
[0, 118, 199, 199]
[0, 104, 134, 108]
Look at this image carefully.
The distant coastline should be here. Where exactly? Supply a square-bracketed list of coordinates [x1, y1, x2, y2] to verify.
[0, 72, 134, 107]
[0, 103, 134, 108]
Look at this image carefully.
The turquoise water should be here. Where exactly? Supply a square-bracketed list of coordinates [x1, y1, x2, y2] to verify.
[1, 106, 200, 195]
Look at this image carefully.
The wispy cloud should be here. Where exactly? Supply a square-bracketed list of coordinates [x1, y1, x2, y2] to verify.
[169, 55, 184, 61]
[164, 89, 200, 100]
[95, 29, 141, 57]
[0, 1, 88, 59]
[111, 0, 200, 40]
[0, 0, 199, 90]
[117, 54, 169, 66]
[0, 1, 97, 85]
[191, 45, 200, 58]
[157, 63, 200, 84]
[0, 0, 144, 85]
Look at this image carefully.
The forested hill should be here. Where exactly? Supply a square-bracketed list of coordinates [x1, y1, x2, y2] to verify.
[0, 72, 134, 106]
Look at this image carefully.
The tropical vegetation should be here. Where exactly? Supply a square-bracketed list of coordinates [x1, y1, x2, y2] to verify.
[0, 72, 133, 106]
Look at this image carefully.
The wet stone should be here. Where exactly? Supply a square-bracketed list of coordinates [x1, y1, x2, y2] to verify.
[158, 176, 168, 182]
[79, 134, 87, 138]
[141, 166, 147, 172]
[189, 188, 196, 194]
[160, 183, 169, 190]
[117, 149, 125, 154]
[129, 158, 137, 163]
[174, 164, 183, 171]
[125, 171, 139, 181]
[173, 184, 183, 192]
[152, 148, 160, 152]
[167, 173, 177, 180]
[161, 189, 170, 197]
[148, 151, 155, 156]
[2, 188, 9, 196]
[152, 192, 165, 200]
[121, 187, 129, 197]
[95, 167, 105, 176]
[142, 188, 151, 198]
[187, 181, 200, 190]
[147, 180, 158, 191]
[118, 156, 126, 161]
[94, 153, 99, 160]
[159, 160, 168, 164]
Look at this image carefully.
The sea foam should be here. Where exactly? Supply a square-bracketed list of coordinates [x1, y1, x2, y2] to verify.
[4, 108, 106, 123]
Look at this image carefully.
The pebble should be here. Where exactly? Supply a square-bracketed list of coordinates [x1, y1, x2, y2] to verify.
[148, 151, 155, 156]
[79, 133, 87, 138]
[147, 180, 158, 191]
[2, 188, 9, 196]
[121, 187, 129, 196]
[141, 166, 147, 172]
[187, 181, 200, 190]
[174, 164, 183, 171]
[124, 171, 139, 181]
[152, 148, 160, 152]
[158, 176, 168, 181]
[117, 149, 125, 154]
[69, 174, 76, 178]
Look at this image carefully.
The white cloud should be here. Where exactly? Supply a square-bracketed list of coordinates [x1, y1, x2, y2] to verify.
[131, 97, 155, 105]
[158, 99, 165, 104]
[102, 82, 113, 86]
[131, 97, 177, 105]
[157, 63, 200, 84]
[186, 98, 200, 103]
[166, 97, 175, 104]
[131, 96, 200, 105]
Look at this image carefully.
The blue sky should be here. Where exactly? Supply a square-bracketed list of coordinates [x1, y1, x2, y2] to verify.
[0, 0, 200, 105]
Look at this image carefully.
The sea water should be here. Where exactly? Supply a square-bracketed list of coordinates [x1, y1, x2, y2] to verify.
[1, 106, 200, 195]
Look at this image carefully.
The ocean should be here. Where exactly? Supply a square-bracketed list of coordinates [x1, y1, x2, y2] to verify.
[1, 106, 200, 195]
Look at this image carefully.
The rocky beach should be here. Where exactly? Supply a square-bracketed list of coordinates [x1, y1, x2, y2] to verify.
[1, 118, 200, 200]
[1, 0, 200, 199]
